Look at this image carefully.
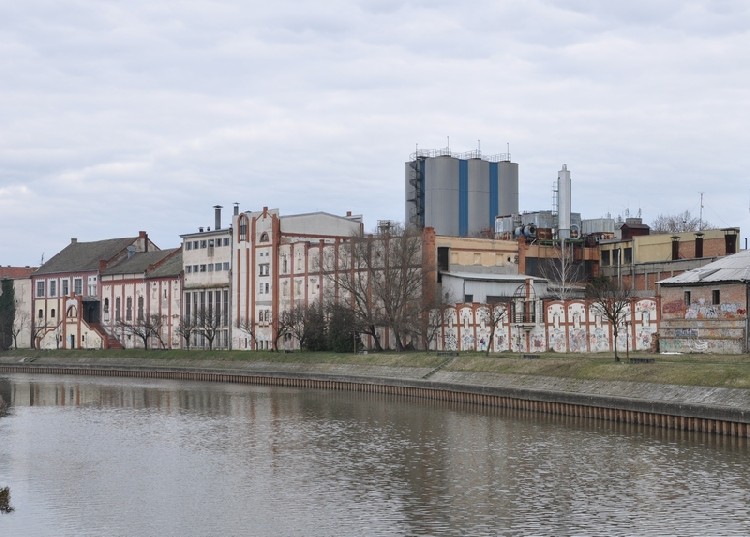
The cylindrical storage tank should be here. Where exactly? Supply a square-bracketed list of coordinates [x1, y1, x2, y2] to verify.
[497, 161, 519, 218]
[467, 158, 490, 236]
[558, 164, 571, 240]
[424, 156, 460, 236]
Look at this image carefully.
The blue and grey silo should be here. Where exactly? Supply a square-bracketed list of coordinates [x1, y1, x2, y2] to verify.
[405, 148, 518, 237]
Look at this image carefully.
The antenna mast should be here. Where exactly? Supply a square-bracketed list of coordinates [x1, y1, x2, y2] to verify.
[699, 192, 704, 231]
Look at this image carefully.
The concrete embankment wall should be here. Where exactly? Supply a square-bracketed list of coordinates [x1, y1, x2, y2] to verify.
[1, 358, 748, 438]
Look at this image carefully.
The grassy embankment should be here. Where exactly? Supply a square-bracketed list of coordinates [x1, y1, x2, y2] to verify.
[2, 348, 750, 389]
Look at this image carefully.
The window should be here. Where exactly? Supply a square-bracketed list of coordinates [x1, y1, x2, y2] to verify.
[115, 297, 121, 321]
[62, 279, 69, 296]
[186, 266, 192, 273]
[258, 283, 264, 295]
[259, 232, 269, 242]
[200, 264, 206, 272]
[223, 238, 230, 246]
[201, 240, 207, 249]
[223, 262, 230, 271]
[104, 298, 109, 313]
[74, 278, 83, 295]
[239, 216, 248, 241]
[186, 242, 192, 250]
[259, 263, 270, 276]
[193, 265, 198, 273]
[193, 240, 199, 249]
[208, 239, 214, 248]
[38, 309, 43, 319]
[465, 294, 474, 303]
[137, 297, 144, 320]
[601, 250, 610, 266]
[51, 308, 56, 318]
[684, 291, 691, 306]
[36, 281, 45, 297]
[49, 280, 57, 297]
[215, 263, 222, 271]
[265, 283, 269, 294]
[208, 263, 213, 272]
[712, 289, 720, 305]
[126, 297, 133, 321]
[624, 248, 632, 264]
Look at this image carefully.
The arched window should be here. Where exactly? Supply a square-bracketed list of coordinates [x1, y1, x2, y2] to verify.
[259, 232, 269, 243]
[51, 309, 56, 318]
[104, 298, 109, 313]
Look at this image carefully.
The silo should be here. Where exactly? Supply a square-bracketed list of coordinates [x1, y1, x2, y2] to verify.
[497, 161, 519, 218]
[424, 155, 460, 236]
[405, 148, 519, 237]
[467, 157, 490, 236]
[558, 164, 572, 240]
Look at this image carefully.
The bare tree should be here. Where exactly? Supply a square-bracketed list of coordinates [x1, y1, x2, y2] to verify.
[274, 308, 296, 351]
[480, 301, 508, 355]
[196, 307, 223, 350]
[118, 314, 165, 350]
[650, 210, 711, 234]
[350, 225, 424, 351]
[539, 240, 583, 300]
[586, 277, 631, 362]
[235, 315, 256, 350]
[176, 315, 196, 350]
[323, 236, 385, 351]
[10, 309, 29, 350]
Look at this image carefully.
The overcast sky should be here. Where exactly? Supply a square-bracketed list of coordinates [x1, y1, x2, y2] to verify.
[2, 0, 750, 266]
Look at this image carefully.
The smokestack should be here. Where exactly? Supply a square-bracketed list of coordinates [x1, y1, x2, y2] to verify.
[233, 202, 240, 216]
[214, 205, 223, 230]
[557, 164, 571, 241]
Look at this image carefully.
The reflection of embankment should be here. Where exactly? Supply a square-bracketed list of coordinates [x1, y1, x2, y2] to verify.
[2, 362, 749, 438]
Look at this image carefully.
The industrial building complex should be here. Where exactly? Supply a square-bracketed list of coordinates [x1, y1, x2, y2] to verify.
[2, 145, 747, 354]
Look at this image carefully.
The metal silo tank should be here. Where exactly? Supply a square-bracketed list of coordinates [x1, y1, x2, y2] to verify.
[498, 161, 519, 217]
[467, 158, 490, 236]
[424, 156, 460, 236]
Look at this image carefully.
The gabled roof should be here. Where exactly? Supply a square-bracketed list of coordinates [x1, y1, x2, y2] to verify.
[34, 238, 140, 275]
[101, 249, 180, 276]
[658, 249, 750, 285]
[148, 250, 183, 278]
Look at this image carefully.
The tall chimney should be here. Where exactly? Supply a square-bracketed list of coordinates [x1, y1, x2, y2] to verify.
[557, 164, 571, 241]
[214, 205, 223, 230]
[71, 238, 78, 244]
[233, 202, 240, 216]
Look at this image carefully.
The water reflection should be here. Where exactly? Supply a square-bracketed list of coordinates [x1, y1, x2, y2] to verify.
[0, 373, 748, 537]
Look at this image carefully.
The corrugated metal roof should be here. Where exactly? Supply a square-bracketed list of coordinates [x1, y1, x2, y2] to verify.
[443, 271, 547, 283]
[658, 249, 750, 285]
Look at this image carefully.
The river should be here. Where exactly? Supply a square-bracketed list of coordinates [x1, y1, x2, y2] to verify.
[0, 373, 748, 536]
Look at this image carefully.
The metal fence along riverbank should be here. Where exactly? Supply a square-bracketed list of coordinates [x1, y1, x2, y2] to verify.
[1, 360, 748, 438]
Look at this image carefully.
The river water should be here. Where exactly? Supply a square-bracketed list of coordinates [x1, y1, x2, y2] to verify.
[0, 373, 748, 536]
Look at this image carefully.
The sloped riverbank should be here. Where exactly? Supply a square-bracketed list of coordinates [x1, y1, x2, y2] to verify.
[1, 352, 748, 437]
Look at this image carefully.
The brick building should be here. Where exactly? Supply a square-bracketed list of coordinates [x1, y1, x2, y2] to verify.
[658, 249, 750, 354]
